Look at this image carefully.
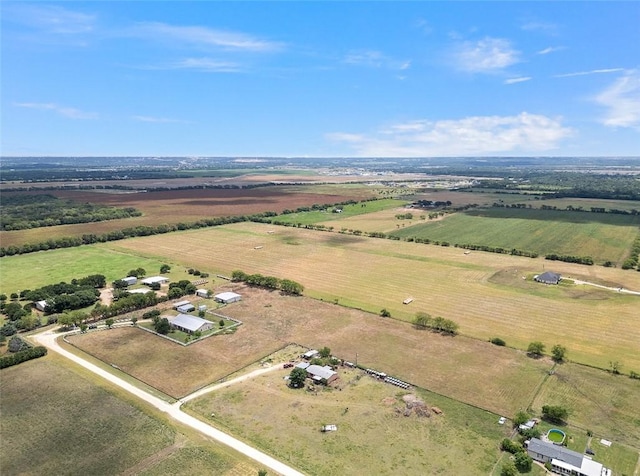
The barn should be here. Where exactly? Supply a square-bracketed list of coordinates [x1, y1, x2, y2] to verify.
[214, 292, 242, 304]
[141, 276, 170, 286]
[196, 289, 209, 298]
[168, 314, 213, 334]
[121, 276, 137, 286]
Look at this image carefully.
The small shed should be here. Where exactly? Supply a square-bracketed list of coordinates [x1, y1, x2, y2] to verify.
[214, 292, 242, 304]
[303, 349, 319, 360]
[196, 289, 209, 298]
[173, 300, 191, 309]
[35, 300, 48, 312]
[177, 303, 196, 313]
[535, 271, 561, 285]
[122, 276, 137, 286]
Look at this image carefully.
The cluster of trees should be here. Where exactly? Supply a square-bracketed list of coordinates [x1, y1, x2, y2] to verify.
[168, 280, 197, 299]
[500, 438, 533, 475]
[413, 312, 459, 335]
[151, 315, 171, 335]
[187, 268, 209, 278]
[22, 279, 101, 314]
[541, 405, 569, 424]
[231, 270, 304, 295]
[93, 291, 163, 319]
[395, 213, 414, 220]
[412, 200, 453, 208]
[0, 194, 142, 231]
[545, 254, 594, 265]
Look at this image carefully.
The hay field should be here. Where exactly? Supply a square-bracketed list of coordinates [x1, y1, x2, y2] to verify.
[391, 208, 640, 265]
[0, 356, 175, 475]
[531, 363, 640, 449]
[106, 222, 640, 371]
[185, 367, 509, 475]
[0, 185, 373, 248]
[67, 286, 548, 415]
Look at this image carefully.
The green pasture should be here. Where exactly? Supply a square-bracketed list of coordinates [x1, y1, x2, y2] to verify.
[187, 367, 509, 475]
[390, 207, 640, 265]
[271, 198, 406, 225]
[0, 357, 175, 475]
[531, 363, 640, 449]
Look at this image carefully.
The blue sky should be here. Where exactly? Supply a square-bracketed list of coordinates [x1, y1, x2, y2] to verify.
[2, 1, 639, 157]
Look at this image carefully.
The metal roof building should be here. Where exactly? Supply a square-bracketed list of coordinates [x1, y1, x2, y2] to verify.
[527, 438, 610, 476]
[168, 314, 213, 334]
[214, 292, 242, 304]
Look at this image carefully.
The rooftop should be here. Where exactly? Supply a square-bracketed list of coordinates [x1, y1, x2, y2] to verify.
[168, 314, 212, 333]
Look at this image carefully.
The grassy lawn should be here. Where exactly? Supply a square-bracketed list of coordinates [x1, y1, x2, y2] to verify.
[390, 207, 640, 265]
[531, 363, 640, 449]
[0, 356, 175, 475]
[104, 222, 640, 371]
[186, 366, 510, 475]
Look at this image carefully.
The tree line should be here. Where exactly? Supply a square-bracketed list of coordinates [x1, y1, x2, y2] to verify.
[413, 312, 459, 335]
[231, 270, 304, 295]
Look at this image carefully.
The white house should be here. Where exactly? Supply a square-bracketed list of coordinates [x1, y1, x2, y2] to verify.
[214, 292, 242, 304]
[168, 314, 213, 334]
[35, 300, 48, 312]
[141, 276, 170, 286]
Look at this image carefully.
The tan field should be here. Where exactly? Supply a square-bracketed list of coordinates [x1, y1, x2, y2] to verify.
[105, 222, 640, 372]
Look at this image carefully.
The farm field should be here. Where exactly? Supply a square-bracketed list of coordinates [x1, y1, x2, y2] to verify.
[270, 198, 406, 225]
[0, 355, 176, 475]
[185, 366, 510, 475]
[390, 207, 640, 265]
[531, 362, 640, 449]
[0, 185, 375, 248]
[104, 222, 640, 371]
[67, 286, 550, 416]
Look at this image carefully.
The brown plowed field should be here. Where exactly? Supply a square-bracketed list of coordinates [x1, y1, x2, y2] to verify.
[0, 186, 373, 247]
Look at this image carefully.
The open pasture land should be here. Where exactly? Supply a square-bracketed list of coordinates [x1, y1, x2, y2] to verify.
[67, 286, 549, 415]
[530, 197, 640, 213]
[0, 245, 172, 294]
[106, 223, 640, 371]
[272, 198, 407, 225]
[0, 355, 175, 475]
[391, 207, 640, 265]
[0, 185, 375, 248]
[186, 367, 509, 476]
[531, 363, 640, 449]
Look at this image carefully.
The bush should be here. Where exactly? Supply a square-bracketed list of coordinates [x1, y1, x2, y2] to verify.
[501, 438, 522, 454]
[490, 337, 506, 346]
[0, 346, 47, 368]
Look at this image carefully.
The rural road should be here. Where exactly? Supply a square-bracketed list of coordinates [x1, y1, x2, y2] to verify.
[32, 329, 305, 476]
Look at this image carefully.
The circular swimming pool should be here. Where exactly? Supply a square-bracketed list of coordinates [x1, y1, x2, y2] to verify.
[547, 428, 566, 445]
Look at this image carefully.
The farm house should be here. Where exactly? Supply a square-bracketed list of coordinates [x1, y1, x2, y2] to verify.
[214, 292, 242, 304]
[168, 314, 213, 334]
[526, 438, 610, 476]
[534, 272, 561, 285]
[296, 362, 338, 385]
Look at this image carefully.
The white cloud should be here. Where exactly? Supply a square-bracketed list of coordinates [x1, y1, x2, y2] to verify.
[15, 102, 98, 119]
[5, 4, 96, 34]
[555, 68, 625, 78]
[504, 77, 532, 85]
[327, 113, 573, 157]
[142, 57, 243, 73]
[343, 50, 411, 70]
[537, 46, 562, 55]
[452, 37, 520, 73]
[595, 70, 640, 128]
[130, 22, 284, 52]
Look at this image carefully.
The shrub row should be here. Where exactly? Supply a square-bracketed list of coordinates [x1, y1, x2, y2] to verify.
[231, 270, 304, 295]
[0, 346, 47, 369]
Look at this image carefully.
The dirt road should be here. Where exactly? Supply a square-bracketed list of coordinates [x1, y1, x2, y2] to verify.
[32, 330, 304, 476]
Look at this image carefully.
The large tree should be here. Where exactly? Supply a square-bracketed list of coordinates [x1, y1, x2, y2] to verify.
[542, 405, 569, 424]
[289, 367, 307, 388]
[527, 341, 545, 358]
[551, 344, 567, 363]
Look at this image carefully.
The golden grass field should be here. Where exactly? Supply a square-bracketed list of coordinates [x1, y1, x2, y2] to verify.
[105, 222, 640, 372]
[185, 364, 511, 475]
[67, 286, 550, 416]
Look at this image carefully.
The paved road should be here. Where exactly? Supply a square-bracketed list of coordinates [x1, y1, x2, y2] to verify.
[32, 330, 304, 476]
